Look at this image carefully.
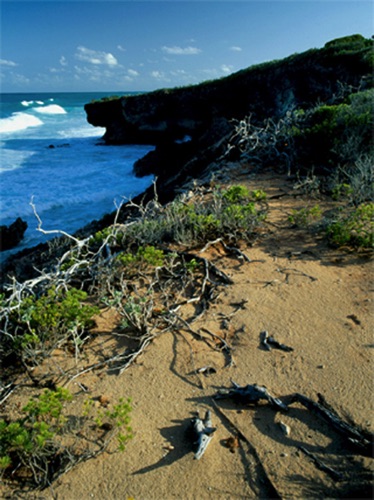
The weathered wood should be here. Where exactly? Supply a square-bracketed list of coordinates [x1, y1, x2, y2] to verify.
[214, 381, 288, 411]
[188, 410, 216, 460]
[260, 330, 294, 352]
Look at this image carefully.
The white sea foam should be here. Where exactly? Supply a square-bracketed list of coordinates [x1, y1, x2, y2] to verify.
[0, 148, 36, 173]
[58, 125, 105, 138]
[0, 112, 43, 133]
[21, 100, 34, 107]
[34, 104, 67, 115]
[36, 100, 44, 105]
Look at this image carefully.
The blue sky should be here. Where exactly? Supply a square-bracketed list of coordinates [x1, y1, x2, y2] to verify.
[1, 1, 373, 93]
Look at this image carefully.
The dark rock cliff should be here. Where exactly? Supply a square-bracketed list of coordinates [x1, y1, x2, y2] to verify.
[85, 35, 372, 146]
[84, 35, 373, 188]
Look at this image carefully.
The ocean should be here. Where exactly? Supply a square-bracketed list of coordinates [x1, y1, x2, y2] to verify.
[0, 92, 154, 259]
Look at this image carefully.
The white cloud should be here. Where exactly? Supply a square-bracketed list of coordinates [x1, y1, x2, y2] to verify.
[162, 46, 201, 55]
[170, 69, 187, 76]
[151, 70, 165, 79]
[75, 46, 118, 66]
[117, 45, 126, 52]
[8, 72, 30, 85]
[221, 64, 234, 74]
[60, 56, 68, 66]
[0, 59, 18, 67]
[127, 69, 139, 77]
[230, 46, 242, 52]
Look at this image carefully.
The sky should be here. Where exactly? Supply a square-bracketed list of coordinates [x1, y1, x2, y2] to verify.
[0, 0, 373, 93]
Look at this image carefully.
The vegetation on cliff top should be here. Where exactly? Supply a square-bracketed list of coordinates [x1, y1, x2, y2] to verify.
[89, 34, 372, 106]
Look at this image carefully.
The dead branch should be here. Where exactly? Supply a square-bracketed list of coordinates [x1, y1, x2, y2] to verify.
[214, 381, 288, 411]
[260, 330, 294, 352]
[199, 238, 250, 262]
[30, 197, 89, 249]
[188, 410, 216, 460]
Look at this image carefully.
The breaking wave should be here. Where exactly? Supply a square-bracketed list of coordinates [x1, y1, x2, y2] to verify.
[21, 100, 44, 106]
[33, 104, 67, 115]
[0, 112, 43, 133]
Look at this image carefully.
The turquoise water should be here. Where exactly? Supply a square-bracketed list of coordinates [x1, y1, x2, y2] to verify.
[0, 92, 154, 256]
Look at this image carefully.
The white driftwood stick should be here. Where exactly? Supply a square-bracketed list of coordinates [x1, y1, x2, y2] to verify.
[192, 410, 216, 460]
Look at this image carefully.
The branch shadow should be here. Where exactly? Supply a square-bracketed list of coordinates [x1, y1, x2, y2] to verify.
[132, 417, 193, 475]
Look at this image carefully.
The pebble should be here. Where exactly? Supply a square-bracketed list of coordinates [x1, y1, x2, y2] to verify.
[279, 421, 291, 436]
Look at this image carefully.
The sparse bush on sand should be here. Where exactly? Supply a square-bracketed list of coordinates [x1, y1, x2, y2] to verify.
[0, 387, 132, 488]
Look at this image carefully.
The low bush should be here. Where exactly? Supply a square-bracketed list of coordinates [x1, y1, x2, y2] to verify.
[288, 205, 323, 228]
[327, 202, 374, 248]
[0, 387, 132, 487]
[91, 183, 267, 251]
[2, 287, 99, 364]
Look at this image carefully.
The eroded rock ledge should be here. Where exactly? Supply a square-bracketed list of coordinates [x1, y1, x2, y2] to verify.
[84, 35, 372, 195]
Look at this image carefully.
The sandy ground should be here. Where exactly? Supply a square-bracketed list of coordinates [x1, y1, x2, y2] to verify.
[1, 170, 373, 499]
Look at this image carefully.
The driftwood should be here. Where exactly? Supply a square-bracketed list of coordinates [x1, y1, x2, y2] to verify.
[188, 410, 216, 460]
[214, 381, 288, 412]
[260, 330, 294, 352]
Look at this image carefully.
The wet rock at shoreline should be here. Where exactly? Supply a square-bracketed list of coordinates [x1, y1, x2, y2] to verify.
[0, 217, 28, 251]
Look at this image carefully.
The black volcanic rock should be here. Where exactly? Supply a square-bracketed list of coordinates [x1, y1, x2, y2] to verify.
[85, 35, 373, 153]
[0, 218, 28, 251]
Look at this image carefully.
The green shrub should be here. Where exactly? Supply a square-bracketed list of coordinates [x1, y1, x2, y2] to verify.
[130, 185, 265, 246]
[116, 245, 165, 270]
[222, 185, 251, 203]
[0, 388, 133, 486]
[327, 203, 374, 248]
[332, 183, 354, 200]
[0, 387, 72, 483]
[83, 397, 133, 452]
[8, 287, 99, 360]
[293, 89, 374, 170]
[288, 205, 323, 227]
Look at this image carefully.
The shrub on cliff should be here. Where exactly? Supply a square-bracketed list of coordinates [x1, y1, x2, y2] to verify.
[226, 86, 373, 188]
[292, 88, 374, 172]
[90, 184, 267, 251]
[1, 287, 99, 365]
[0, 387, 132, 488]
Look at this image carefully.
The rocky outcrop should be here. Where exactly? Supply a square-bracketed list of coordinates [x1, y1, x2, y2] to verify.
[85, 35, 373, 154]
[84, 36, 373, 193]
[0, 218, 28, 251]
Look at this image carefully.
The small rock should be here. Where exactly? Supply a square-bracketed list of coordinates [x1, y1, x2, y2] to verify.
[99, 395, 110, 407]
[279, 421, 291, 436]
[100, 422, 113, 431]
[347, 314, 361, 325]
[162, 444, 174, 451]
[222, 435, 240, 453]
